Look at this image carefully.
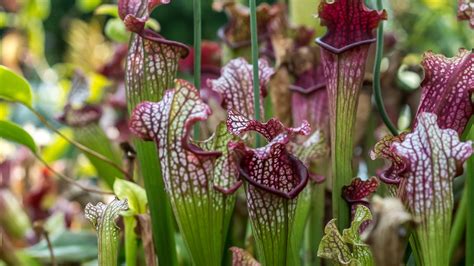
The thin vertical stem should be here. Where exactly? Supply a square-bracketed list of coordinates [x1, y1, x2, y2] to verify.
[124, 216, 138, 266]
[373, 0, 398, 136]
[447, 119, 473, 264]
[249, 0, 261, 146]
[193, 0, 201, 91]
[193, 0, 202, 139]
[309, 183, 325, 266]
[134, 141, 178, 266]
[448, 185, 467, 263]
[465, 125, 474, 265]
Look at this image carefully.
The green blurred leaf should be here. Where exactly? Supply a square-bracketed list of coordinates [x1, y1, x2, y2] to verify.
[88, 73, 111, 103]
[76, 0, 101, 13]
[25, 0, 50, 20]
[397, 65, 422, 91]
[0, 65, 33, 107]
[0, 120, 37, 153]
[0, 102, 10, 119]
[95, 4, 119, 17]
[105, 18, 130, 43]
[145, 18, 161, 32]
[73, 125, 122, 188]
[0, 190, 32, 239]
[41, 129, 73, 163]
[25, 231, 98, 264]
[114, 179, 148, 215]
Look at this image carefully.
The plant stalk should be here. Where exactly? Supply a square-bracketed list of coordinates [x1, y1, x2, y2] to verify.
[134, 141, 178, 266]
[124, 216, 138, 266]
[466, 125, 474, 265]
[249, 0, 261, 147]
[193, 0, 201, 139]
[373, 0, 398, 136]
[448, 119, 474, 263]
[308, 182, 325, 266]
[331, 98, 354, 230]
[448, 185, 467, 263]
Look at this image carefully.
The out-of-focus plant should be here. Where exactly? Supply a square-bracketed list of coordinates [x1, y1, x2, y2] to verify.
[362, 196, 414, 266]
[458, 0, 474, 28]
[58, 73, 124, 188]
[215, 1, 284, 63]
[0, 0, 51, 76]
[0, 66, 119, 194]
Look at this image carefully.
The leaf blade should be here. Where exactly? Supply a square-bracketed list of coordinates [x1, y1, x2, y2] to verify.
[0, 120, 37, 153]
[0, 66, 33, 107]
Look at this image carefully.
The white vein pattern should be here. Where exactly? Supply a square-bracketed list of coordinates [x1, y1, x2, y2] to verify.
[129, 80, 238, 265]
[208, 58, 274, 119]
[85, 199, 129, 266]
[415, 49, 474, 135]
[227, 111, 311, 265]
[392, 112, 473, 265]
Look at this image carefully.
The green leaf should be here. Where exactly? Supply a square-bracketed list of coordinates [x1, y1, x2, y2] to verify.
[0, 120, 37, 153]
[25, 231, 98, 264]
[0, 65, 33, 107]
[94, 4, 119, 17]
[105, 18, 130, 43]
[73, 125, 122, 188]
[113, 179, 148, 215]
[76, 0, 101, 13]
[0, 102, 10, 119]
[41, 129, 73, 163]
[145, 18, 160, 32]
[317, 205, 374, 266]
[123, 215, 139, 266]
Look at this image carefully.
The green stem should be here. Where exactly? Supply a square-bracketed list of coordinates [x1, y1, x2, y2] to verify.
[249, 0, 261, 147]
[134, 141, 178, 266]
[308, 182, 325, 266]
[124, 216, 138, 266]
[193, 0, 201, 91]
[332, 106, 353, 230]
[465, 125, 474, 265]
[448, 119, 474, 264]
[193, 0, 201, 139]
[373, 0, 398, 136]
[448, 186, 467, 263]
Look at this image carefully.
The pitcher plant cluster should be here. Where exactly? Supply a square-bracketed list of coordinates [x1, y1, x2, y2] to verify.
[0, 0, 473, 265]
